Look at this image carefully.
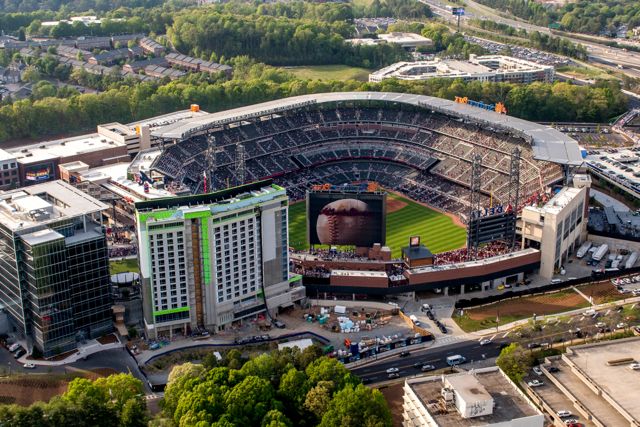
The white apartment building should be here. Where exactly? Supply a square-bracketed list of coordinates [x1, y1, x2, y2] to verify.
[135, 181, 305, 338]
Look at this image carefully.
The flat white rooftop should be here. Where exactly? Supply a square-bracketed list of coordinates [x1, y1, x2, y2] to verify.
[9, 133, 125, 163]
[0, 180, 107, 231]
[0, 148, 15, 162]
[541, 186, 582, 215]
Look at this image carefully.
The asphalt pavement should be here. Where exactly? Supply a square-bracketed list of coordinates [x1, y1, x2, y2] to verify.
[352, 337, 508, 383]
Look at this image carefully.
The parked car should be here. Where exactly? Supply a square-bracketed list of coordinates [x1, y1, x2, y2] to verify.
[8, 343, 21, 353]
[413, 362, 424, 369]
[564, 419, 579, 426]
[595, 322, 606, 328]
[23, 362, 36, 369]
[629, 363, 640, 370]
[532, 366, 543, 376]
[386, 367, 399, 374]
[479, 338, 492, 346]
[388, 372, 400, 379]
[273, 320, 286, 329]
[13, 349, 25, 359]
[527, 379, 544, 387]
[557, 410, 573, 418]
[527, 343, 541, 349]
[399, 351, 411, 357]
[421, 364, 435, 372]
[548, 366, 560, 373]
[617, 322, 627, 329]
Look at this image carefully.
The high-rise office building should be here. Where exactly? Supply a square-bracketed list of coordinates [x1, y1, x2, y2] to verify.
[0, 181, 113, 358]
[135, 180, 304, 338]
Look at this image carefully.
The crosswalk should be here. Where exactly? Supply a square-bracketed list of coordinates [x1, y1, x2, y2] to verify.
[433, 335, 470, 347]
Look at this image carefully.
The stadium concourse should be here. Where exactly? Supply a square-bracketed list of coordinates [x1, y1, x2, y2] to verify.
[147, 92, 584, 296]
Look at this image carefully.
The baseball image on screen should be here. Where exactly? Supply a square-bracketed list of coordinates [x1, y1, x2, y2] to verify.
[316, 198, 374, 245]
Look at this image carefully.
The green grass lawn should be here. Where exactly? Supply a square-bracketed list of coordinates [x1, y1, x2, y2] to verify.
[109, 258, 140, 274]
[288, 194, 467, 258]
[286, 65, 372, 82]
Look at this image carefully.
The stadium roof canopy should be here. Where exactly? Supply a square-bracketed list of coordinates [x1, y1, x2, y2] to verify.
[151, 91, 583, 166]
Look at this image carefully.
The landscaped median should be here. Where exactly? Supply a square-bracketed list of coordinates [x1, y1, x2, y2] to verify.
[452, 288, 591, 333]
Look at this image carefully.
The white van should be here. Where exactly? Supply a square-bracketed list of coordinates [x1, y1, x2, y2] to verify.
[446, 355, 467, 366]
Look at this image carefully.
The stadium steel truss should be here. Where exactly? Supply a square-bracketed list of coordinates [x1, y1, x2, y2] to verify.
[149, 92, 581, 223]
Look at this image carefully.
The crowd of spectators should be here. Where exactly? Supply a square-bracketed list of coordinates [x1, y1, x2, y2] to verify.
[433, 241, 511, 265]
[150, 105, 562, 204]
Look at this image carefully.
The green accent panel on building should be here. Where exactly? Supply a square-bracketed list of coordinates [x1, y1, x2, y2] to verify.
[138, 210, 177, 223]
[153, 306, 190, 317]
[289, 274, 303, 283]
[184, 210, 212, 220]
[201, 219, 212, 285]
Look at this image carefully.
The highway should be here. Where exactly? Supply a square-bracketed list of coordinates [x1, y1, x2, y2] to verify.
[421, 0, 640, 76]
[351, 336, 508, 384]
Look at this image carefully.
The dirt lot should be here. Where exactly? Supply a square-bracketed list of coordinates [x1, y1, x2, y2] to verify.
[578, 281, 626, 304]
[455, 289, 590, 332]
[378, 383, 404, 427]
[0, 369, 117, 406]
[97, 333, 119, 345]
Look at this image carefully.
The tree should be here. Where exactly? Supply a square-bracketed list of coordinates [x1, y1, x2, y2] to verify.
[262, 409, 292, 427]
[21, 65, 41, 83]
[319, 384, 392, 427]
[31, 81, 57, 100]
[496, 343, 533, 383]
[225, 376, 277, 425]
[304, 380, 333, 419]
[163, 362, 206, 415]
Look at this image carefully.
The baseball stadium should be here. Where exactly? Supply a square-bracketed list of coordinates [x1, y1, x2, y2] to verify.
[147, 92, 586, 297]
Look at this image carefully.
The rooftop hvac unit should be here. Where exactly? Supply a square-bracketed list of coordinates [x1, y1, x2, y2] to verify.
[441, 387, 454, 402]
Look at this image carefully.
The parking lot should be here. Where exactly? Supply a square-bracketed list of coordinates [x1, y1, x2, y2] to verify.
[464, 35, 573, 66]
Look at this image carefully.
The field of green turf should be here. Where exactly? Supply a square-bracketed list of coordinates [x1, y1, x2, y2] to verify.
[109, 258, 140, 274]
[285, 65, 372, 82]
[288, 194, 467, 258]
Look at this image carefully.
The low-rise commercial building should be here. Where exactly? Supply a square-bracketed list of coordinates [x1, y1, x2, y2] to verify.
[403, 367, 544, 426]
[369, 55, 554, 83]
[347, 32, 432, 50]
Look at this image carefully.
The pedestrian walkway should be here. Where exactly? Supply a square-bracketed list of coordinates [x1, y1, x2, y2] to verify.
[18, 340, 124, 366]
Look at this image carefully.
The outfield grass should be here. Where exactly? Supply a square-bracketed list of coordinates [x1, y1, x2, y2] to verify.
[286, 65, 372, 82]
[288, 194, 467, 258]
[109, 258, 139, 274]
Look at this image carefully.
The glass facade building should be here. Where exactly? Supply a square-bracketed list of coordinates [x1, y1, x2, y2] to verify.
[0, 181, 113, 358]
